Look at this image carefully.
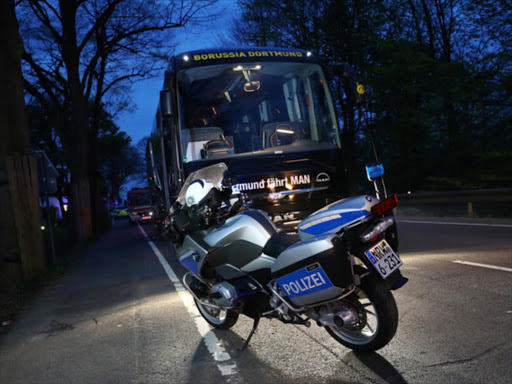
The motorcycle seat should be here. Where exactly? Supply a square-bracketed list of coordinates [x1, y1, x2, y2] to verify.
[263, 232, 301, 258]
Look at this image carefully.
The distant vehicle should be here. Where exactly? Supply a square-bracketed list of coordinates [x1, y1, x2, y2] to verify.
[111, 205, 129, 220]
[126, 187, 154, 225]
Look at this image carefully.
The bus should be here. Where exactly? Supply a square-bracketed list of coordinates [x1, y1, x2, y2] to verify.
[147, 47, 364, 229]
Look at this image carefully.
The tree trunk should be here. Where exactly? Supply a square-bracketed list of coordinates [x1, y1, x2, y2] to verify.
[341, 105, 358, 196]
[68, 91, 92, 241]
[89, 100, 104, 234]
[0, 0, 46, 292]
[60, 0, 92, 241]
[337, 82, 358, 196]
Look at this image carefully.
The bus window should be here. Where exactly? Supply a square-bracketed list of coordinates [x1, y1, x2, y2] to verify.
[310, 71, 335, 143]
[259, 100, 269, 123]
[177, 62, 339, 160]
[283, 78, 301, 122]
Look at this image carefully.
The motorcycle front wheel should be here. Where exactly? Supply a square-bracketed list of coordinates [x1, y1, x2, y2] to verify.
[325, 268, 398, 352]
[195, 299, 239, 330]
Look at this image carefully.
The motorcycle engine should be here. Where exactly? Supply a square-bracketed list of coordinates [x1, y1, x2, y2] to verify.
[210, 282, 239, 308]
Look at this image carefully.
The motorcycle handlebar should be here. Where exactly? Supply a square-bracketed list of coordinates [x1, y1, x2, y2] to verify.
[166, 188, 250, 239]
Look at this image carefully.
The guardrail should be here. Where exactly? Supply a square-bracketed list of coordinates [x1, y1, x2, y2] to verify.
[396, 188, 512, 216]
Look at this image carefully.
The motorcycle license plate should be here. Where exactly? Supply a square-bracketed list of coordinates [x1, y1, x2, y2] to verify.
[364, 240, 402, 279]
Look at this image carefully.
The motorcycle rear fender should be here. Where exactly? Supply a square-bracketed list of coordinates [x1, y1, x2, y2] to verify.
[352, 251, 408, 291]
[350, 222, 407, 290]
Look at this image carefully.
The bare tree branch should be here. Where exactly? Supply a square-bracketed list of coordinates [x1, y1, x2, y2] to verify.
[22, 50, 63, 106]
[39, 0, 62, 22]
[77, 0, 124, 54]
[100, 71, 147, 98]
[27, 0, 62, 44]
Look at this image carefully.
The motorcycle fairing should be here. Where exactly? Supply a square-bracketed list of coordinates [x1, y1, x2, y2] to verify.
[230, 276, 261, 297]
[214, 264, 246, 280]
[179, 209, 277, 282]
[204, 210, 277, 248]
[181, 250, 201, 275]
[207, 241, 263, 269]
[298, 195, 378, 239]
[178, 234, 210, 275]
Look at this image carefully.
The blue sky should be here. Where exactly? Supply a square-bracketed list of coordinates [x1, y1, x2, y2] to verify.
[116, 2, 239, 145]
[116, 1, 239, 198]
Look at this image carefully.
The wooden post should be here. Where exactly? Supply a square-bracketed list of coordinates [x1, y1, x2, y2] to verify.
[0, 0, 46, 286]
[0, 172, 24, 291]
[5, 154, 46, 279]
[467, 201, 474, 217]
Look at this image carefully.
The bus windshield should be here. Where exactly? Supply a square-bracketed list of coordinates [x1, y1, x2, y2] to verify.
[177, 62, 339, 163]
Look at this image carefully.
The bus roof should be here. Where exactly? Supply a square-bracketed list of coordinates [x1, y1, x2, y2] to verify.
[169, 47, 319, 73]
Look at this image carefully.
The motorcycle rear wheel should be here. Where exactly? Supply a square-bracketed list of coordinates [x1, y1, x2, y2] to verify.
[195, 299, 239, 330]
[325, 268, 398, 352]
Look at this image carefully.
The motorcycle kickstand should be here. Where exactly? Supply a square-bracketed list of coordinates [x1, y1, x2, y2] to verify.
[238, 317, 260, 352]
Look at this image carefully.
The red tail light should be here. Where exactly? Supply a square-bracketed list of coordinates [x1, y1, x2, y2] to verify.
[372, 194, 398, 216]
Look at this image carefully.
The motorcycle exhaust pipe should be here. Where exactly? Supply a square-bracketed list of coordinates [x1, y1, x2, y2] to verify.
[333, 316, 345, 327]
[182, 272, 223, 310]
[316, 314, 346, 328]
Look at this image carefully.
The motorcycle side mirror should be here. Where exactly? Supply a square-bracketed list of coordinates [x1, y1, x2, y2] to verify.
[366, 163, 385, 181]
[160, 89, 175, 117]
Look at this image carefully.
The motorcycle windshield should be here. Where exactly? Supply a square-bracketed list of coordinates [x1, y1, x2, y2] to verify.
[176, 162, 228, 205]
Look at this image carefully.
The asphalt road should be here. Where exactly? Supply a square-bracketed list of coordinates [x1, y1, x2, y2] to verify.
[1, 216, 511, 384]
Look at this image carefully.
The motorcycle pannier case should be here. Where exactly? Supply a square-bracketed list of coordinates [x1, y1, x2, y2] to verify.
[270, 234, 353, 306]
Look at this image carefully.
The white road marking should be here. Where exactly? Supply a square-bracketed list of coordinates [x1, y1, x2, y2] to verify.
[453, 260, 512, 273]
[138, 225, 241, 380]
[397, 219, 512, 228]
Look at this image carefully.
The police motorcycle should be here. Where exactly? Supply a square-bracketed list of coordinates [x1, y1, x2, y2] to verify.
[166, 162, 408, 352]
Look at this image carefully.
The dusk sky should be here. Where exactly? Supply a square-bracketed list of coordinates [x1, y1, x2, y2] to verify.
[116, 2, 239, 146]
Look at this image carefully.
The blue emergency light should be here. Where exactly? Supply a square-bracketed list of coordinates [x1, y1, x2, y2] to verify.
[366, 163, 385, 181]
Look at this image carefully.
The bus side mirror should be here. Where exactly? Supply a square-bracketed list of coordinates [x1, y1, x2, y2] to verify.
[160, 89, 174, 117]
[328, 63, 366, 106]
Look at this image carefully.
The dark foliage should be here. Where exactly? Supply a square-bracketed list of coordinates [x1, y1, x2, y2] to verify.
[235, 0, 512, 192]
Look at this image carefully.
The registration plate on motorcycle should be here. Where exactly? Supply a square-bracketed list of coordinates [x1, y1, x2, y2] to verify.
[364, 240, 402, 279]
